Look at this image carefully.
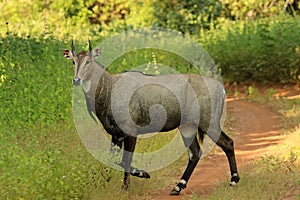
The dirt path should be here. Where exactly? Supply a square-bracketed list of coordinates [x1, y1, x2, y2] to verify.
[151, 99, 282, 199]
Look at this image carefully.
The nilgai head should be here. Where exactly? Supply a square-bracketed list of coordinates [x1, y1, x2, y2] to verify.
[63, 40, 101, 85]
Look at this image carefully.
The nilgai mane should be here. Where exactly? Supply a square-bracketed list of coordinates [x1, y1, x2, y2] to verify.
[63, 41, 240, 195]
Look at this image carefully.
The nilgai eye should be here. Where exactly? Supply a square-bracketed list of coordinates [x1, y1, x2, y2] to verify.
[86, 61, 90, 65]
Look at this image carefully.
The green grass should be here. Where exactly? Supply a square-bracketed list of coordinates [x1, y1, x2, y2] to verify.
[0, 122, 113, 199]
[206, 159, 299, 200]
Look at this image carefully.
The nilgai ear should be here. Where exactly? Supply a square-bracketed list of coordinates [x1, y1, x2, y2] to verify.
[93, 48, 101, 58]
[63, 49, 73, 59]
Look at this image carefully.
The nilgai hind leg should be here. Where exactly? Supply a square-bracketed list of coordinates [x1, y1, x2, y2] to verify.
[170, 125, 202, 195]
[208, 130, 240, 186]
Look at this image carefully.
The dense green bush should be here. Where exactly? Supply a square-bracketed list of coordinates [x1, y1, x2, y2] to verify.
[2, 1, 299, 84]
[0, 34, 73, 128]
[1, 0, 298, 37]
[202, 15, 300, 83]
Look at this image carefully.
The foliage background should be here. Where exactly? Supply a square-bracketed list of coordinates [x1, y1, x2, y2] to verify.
[1, 0, 299, 83]
[0, 0, 299, 199]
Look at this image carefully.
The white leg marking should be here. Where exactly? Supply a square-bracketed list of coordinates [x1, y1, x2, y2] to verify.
[188, 149, 194, 160]
[132, 168, 137, 174]
[230, 181, 237, 186]
[179, 179, 187, 185]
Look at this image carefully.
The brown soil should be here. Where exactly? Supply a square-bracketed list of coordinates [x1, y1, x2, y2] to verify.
[151, 99, 283, 200]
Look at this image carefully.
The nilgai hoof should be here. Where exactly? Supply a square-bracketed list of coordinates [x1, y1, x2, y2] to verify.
[142, 171, 150, 179]
[169, 188, 180, 196]
[230, 173, 240, 186]
[130, 169, 151, 178]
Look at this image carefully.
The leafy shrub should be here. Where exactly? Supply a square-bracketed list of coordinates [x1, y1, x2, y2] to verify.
[202, 15, 300, 83]
[0, 34, 73, 129]
[221, 0, 287, 20]
[2, 0, 297, 38]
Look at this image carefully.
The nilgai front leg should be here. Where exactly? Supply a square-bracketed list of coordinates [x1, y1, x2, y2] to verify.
[122, 135, 137, 190]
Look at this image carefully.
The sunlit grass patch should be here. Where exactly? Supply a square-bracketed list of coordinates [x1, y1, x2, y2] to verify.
[0, 122, 116, 199]
[203, 153, 299, 200]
